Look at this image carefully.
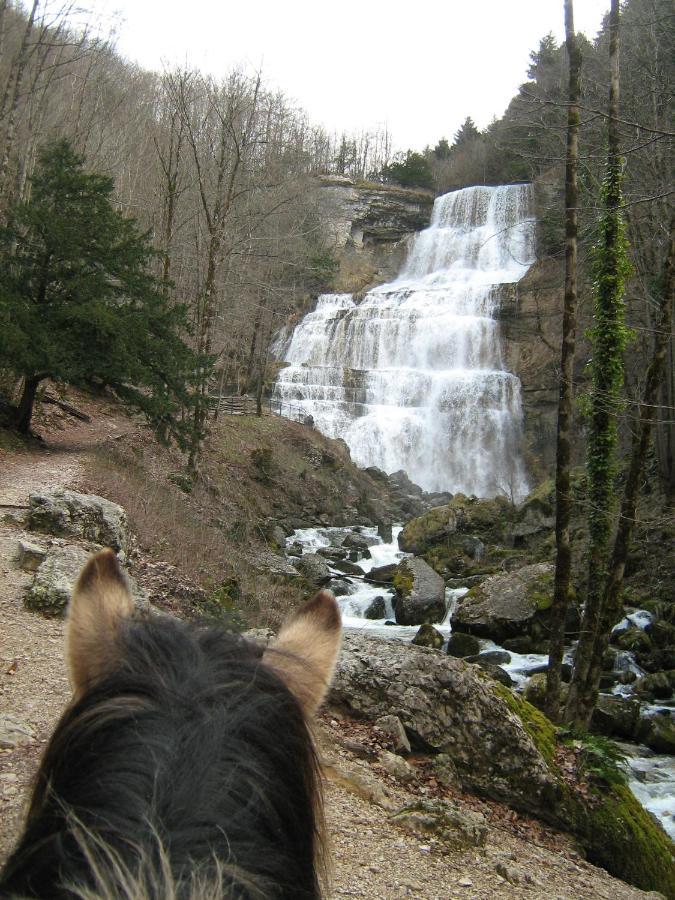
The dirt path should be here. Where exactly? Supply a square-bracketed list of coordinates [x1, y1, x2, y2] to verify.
[0, 427, 662, 899]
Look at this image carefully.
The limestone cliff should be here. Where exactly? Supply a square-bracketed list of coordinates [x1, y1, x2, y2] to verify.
[316, 175, 434, 293]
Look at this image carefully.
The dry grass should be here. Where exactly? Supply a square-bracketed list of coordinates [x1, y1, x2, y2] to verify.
[82, 432, 310, 630]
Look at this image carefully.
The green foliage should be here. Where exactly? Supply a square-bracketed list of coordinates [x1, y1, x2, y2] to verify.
[560, 728, 628, 785]
[305, 245, 339, 294]
[202, 577, 245, 630]
[433, 137, 451, 160]
[381, 151, 434, 190]
[586, 160, 633, 557]
[0, 140, 199, 443]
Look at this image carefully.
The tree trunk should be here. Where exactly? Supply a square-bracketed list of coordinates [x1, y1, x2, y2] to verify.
[566, 0, 627, 729]
[15, 374, 43, 433]
[582, 216, 674, 710]
[546, 0, 582, 722]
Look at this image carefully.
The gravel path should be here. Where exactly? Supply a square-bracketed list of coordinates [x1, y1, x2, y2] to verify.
[0, 438, 662, 900]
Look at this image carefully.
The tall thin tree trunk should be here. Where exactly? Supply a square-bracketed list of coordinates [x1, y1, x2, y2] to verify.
[546, 0, 582, 722]
[583, 217, 674, 708]
[0, 0, 39, 200]
[566, 0, 627, 729]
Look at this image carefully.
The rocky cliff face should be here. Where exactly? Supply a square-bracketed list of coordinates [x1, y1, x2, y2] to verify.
[499, 258, 564, 483]
[317, 175, 434, 294]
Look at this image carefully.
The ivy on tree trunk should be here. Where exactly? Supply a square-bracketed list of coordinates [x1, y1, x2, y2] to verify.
[565, 0, 632, 728]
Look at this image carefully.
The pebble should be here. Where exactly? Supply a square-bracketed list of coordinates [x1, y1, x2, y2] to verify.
[458, 876, 473, 887]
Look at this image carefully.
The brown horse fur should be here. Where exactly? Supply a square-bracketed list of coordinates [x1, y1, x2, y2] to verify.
[1, 549, 342, 899]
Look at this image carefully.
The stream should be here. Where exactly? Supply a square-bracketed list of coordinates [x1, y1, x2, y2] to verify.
[287, 523, 675, 841]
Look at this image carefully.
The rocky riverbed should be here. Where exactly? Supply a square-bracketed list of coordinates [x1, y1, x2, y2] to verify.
[283, 512, 674, 843]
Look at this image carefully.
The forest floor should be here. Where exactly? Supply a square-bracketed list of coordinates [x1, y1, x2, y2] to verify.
[0, 390, 665, 899]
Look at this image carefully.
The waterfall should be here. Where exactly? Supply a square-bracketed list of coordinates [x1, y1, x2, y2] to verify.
[273, 184, 536, 500]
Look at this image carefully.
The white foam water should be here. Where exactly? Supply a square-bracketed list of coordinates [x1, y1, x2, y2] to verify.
[273, 184, 535, 499]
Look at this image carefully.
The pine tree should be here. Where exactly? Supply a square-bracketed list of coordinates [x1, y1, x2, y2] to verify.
[0, 140, 199, 445]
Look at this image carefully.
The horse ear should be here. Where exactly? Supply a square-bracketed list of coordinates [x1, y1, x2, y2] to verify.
[263, 590, 342, 716]
[66, 549, 134, 697]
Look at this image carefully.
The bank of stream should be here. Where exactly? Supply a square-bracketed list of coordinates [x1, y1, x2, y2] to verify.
[287, 522, 675, 842]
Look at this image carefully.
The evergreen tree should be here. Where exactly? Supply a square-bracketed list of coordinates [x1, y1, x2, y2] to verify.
[452, 117, 481, 149]
[380, 151, 434, 190]
[0, 140, 199, 444]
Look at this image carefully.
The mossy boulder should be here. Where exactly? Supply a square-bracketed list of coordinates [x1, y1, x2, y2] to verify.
[364, 595, 387, 620]
[451, 563, 556, 643]
[493, 685, 675, 896]
[640, 714, 675, 754]
[411, 623, 445, 649]
[446, 632, 481, 658]
[398, 494, 512, 556]
[393, 557, 446, 626]
[570, 782, 675, 897]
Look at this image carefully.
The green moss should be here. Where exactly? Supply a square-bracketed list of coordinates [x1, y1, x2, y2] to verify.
[571, 782, 675, 897]
[393, 562, 414, 598]
[492, 683, 557, 767]
[526, 572, 554, 610]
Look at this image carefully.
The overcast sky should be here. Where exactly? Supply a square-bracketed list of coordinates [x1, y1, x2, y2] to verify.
[80, 0, 610, 151]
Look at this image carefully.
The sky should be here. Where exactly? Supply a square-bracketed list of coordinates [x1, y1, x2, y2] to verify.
[79, 0, 610, 152]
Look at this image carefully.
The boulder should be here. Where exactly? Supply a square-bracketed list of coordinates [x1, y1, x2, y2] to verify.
[25, 546, 146, 616]
[398, 505, 458, 554]
[16, 539, 48, 572]
[389, 799, 487, 851]
[634, 671, 673, 701]
[378, 750, 415, 783]
[393, 557, 446, 626]
[467, 650, 511, 666]
[329, 578, 353, 597]
[330, 632, 556, 815]
[591, 695, 641, 741]
[316, 547, 348, 561]
[451, 563, 554, 643]
[478, 664, 514, 687]
[342, 532, 377, 554]
[640, 714, 675, 755]
[364, 596, 387, 620]
[411, 623, 444, 649]
[331, 559, 365, 577]
[523, 672, 569, 711]
[292, 553, 331, 585]
[374, 714, 411, 754]
[398, 494, 513, 556]
[446, 632, 481, 658]
[368, 563, 397, 583]
[0, 715, 35, 749]
[28, 489, 128, 552]
[502, 635, 538, 654]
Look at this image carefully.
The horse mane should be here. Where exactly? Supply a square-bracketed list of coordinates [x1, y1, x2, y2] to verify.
[1, 614, 325, 899]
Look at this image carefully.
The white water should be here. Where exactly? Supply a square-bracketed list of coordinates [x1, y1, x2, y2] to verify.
[274, 184, 535, 498]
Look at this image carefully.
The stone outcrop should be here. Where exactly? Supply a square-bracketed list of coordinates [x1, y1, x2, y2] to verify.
[317, 175, 434, 293]
[292, 552, 331, 585]
[451, 563, 555, 644]
[25, 545, 146, 616]
[393, 557, 446, 626]
[28, 489, 128, 552]
[330, 632, 557, 815]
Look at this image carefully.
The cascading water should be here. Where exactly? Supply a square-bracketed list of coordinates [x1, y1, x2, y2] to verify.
[274, 184, 536, 499]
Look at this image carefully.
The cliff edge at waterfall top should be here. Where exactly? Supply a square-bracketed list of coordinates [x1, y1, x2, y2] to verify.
[274, 184, 535, 500]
